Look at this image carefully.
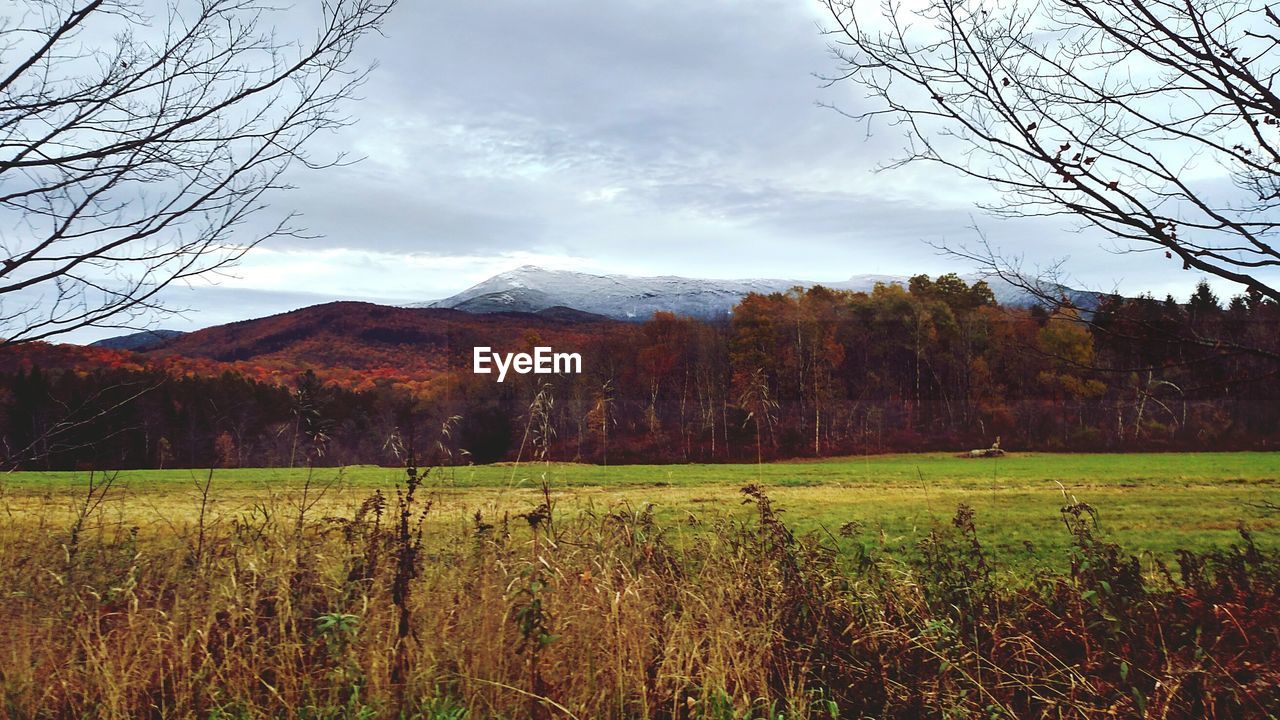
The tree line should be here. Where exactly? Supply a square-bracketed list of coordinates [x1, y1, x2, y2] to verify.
[2, 275, 1278, 469]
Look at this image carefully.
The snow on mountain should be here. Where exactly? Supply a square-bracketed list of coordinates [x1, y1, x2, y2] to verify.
[416, 265, 1094, 321]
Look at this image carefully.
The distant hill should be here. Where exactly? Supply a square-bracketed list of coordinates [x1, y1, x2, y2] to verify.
[0, 303, 612, 390]
[90, 329, 185, 351]
[58, 269, 1097, 388]
[499, 305, 611, 323]
[146, 301, 615, 375]
[418, 266, 1099, 321]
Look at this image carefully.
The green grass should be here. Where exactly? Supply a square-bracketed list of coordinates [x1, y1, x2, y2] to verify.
[7, 449, 1277, 488]
[4, 451, 1277, 572]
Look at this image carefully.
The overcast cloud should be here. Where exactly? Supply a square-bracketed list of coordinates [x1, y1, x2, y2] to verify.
[57, 0, 1265, 341]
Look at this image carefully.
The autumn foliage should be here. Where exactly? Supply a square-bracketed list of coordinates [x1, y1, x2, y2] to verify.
[1, 277, 1278, 469]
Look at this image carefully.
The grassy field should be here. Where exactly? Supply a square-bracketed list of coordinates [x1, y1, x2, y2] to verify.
[5, 451, 1277, 571]
[4, 452, 1279, 718]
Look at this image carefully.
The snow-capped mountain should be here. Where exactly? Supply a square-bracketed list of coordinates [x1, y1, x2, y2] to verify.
[416, 266, 1095, 321]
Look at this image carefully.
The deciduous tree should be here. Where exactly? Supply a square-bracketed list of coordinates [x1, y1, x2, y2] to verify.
[0, 0, 396, 344]
[822, 0, 1280, 303]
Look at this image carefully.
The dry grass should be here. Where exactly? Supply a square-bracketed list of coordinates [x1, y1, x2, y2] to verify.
[1, 467, 1278, 719]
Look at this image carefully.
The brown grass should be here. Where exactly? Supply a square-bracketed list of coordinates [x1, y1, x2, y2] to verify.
[0, 468, 1278, 719]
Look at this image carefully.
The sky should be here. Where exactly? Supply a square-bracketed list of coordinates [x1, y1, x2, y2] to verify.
[41, 0, 1262, 341]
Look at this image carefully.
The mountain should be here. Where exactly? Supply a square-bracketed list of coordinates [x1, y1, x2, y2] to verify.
[148, 301, 612, 373]
[416, 266, 807, 320]
[90, 329, 185, 351]
[419, 266, 1098, 321]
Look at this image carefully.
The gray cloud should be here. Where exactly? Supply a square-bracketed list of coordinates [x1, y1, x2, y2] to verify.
[45, 0, 1272, 342]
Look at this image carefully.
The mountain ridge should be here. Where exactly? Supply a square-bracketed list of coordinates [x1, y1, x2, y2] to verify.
[418, 265, 1096, 320]
[84, 267, 1096, 350]
[143, 301, 613, 370]
[89, 328, 186, 351]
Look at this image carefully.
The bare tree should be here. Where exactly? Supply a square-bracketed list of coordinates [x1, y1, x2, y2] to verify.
[821, 0, 1280, 303]
[0, 0, 396, 345]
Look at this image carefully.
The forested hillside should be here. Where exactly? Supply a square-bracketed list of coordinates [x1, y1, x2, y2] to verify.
[2, 276, 1276, 469]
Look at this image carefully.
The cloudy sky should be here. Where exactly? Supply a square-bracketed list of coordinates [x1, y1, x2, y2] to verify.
[58, 0, 1254, 340]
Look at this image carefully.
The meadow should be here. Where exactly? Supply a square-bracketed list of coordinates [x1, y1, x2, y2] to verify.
[4, 452, 1277, 570]
[1, 452, 1278, 718]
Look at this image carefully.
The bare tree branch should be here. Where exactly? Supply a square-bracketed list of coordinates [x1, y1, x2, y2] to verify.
[821, 0, 1280, 302]
[0, 0, 396, 345]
